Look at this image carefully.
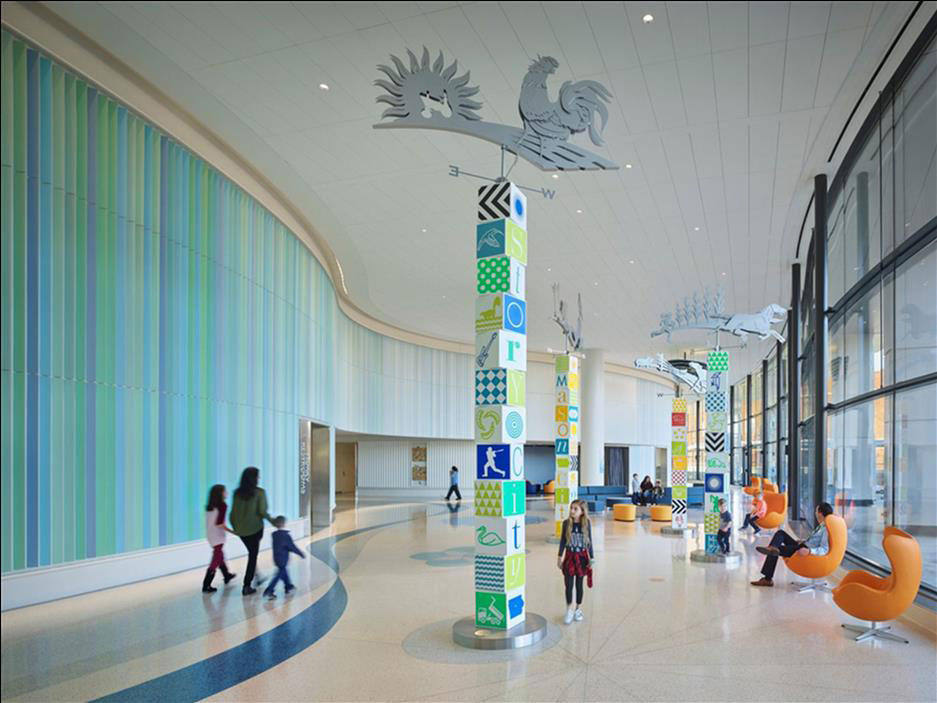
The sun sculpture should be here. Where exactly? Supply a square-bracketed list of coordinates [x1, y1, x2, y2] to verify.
[375, 47, 483, 122]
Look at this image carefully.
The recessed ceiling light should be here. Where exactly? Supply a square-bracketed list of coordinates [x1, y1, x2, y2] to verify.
[629, 259, 635, 264]
[547, 267, 552, 272]
[552, 173, 559, 179]
[421, 228, 427, 233]
[593, 281, 599, 286]
[625, 163, 633, 169]
[642, 14, 654, 24]
[576, 209, 583, 214]
[693, 226, 700, 231]
[319, 83, 330, 91]
[721, 271, 727, 276]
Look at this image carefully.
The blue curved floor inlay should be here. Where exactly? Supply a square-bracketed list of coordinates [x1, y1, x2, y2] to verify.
[94, 516, 413, 703]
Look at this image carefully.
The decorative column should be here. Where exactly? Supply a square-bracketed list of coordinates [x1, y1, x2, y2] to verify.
[703, 350, 730, 554]
[553, 354, 580, 538]
[473, 181, 527, 631]
[670, 397, 688, 529]
[579, 348, 604, 486]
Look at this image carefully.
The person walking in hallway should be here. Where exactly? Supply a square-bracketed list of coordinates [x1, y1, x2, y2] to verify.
[445, 465, 462, 501]
[203, 484, 237, 593]
[230, 467, 276, 595]
[557, 499, 595, 624]
[751, 502, 833, 587]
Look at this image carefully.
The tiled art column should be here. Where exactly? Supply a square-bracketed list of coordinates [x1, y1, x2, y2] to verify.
[553, 355, 580, 538]
[671, 397, 688, 529]
[473, 182, 528, 631]
[703, 350, 730, 554]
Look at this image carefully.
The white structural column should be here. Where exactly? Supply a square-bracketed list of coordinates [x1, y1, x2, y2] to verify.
[579, 348, 606, 486]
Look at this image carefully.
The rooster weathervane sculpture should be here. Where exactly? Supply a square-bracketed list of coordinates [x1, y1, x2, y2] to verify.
[373, 48, 618, 171]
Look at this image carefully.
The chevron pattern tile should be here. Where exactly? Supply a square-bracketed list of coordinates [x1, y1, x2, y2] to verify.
[705, 432, 726, 452]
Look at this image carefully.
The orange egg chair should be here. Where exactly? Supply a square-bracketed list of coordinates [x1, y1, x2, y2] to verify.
[543, 480, 555, 495]
[832, 527, 922, 644]
[756, 491, 787, 530]
[743, 476, 762, 496]
[762, 479, 778, 493]
[785, 514, 847, 592]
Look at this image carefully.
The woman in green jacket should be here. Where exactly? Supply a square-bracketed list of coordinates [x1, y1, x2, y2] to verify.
[229, 467, 275, 595]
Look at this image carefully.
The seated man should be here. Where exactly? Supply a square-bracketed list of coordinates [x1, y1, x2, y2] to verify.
[741, 490, 767, 534]
[750, 502, 833, 587]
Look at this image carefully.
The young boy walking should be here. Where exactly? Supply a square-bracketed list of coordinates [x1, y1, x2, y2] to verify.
[264, 516, 306, 599]
[716, 498, 732, 554]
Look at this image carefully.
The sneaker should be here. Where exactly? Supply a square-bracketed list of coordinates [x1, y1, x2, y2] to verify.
[223, 572, 237, 585]
[242, 586, 257, 596]
[264, 592, 276, 600]
[563, 606, 575, 625]
[756, 546, 779, 556]
[202, 585, 217, 594]
[573, 609, 584, 622]
[750, 578, 774, 587]
[285, 585, 296, 595]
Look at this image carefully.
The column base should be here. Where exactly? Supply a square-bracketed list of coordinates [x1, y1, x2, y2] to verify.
[452, 613, 549, 650]
[661, 526, 696, 537]
[690, 549, 741, 566]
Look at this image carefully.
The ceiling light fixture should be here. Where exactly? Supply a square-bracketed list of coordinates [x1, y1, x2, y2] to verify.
[421, 228, 427, 233]
[552, 173, 559, 179]
[319, 83, 330, 91]
[721, 271, 727, 276]
[693, 226, 700, 231]
[547, 267, 552, 272]
[593, 281, 599, 286]
[642, 14, 654, 24]
[576, 208, 583, 214]
[629, 259, 635, 264]
[625, 163, 633, 169]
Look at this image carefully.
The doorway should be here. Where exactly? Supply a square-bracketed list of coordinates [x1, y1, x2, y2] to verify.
[335, 442, 357, 495]
[604, 446, 629, 486]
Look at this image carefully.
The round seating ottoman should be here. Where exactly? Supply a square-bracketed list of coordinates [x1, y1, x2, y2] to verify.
[650, 505, 672, 522]
[613, 503, 636, 521]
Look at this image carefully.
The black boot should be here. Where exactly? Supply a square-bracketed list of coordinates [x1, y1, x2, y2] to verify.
[202, 569, 217, 593]
[220, 563, 237, 585]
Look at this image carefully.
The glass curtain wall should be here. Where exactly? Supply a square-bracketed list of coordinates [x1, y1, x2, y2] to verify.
[687, 400, 699, 482]
[823, 33, 936, 591]
[740, 30, 936, 591]
[731, 378, 747, 484]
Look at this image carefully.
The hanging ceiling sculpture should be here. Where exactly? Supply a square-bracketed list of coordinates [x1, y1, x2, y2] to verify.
[374, 48, 618, 171]
[552, 283, 583, 353]
[650, 288, 787, 343]
[634, 354, 707, 395]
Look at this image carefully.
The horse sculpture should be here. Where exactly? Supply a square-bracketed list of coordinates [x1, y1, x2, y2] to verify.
[634, 354, 707, 394]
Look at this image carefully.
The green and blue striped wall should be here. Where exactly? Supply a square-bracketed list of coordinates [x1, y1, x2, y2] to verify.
[0, 30, 472, 574]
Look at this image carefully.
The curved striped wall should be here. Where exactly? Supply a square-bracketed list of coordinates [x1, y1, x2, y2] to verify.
[0, 30, 472, 574]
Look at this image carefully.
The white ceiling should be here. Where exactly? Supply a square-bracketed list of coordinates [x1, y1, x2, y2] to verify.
[43, 1, 919, 372]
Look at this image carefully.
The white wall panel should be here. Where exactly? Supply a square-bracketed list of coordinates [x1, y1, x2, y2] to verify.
[357, 439, 475, 489]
